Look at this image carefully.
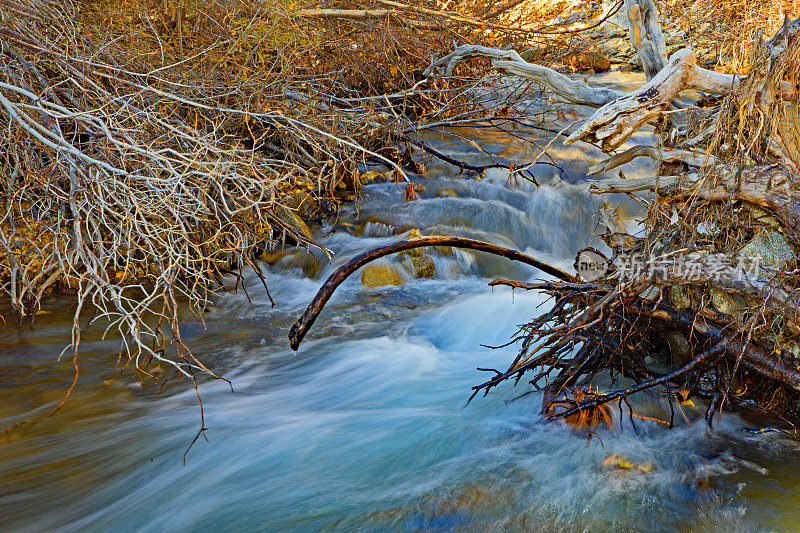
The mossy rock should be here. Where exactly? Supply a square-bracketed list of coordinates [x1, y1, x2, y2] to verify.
[669, 285, 691, 309]
[737, 229, 795, 275]
[398, 247, 424, 258]
[743, 203, 782, 230]
[258, 249, 286, 265]
[436, 188, 458, 198]
[411, 255, 436, 278]
[437, 246, 454, 256]
[275, 205, 314, 241]
[709, 287, 754, 317]
[278, 251, 321, 278]
[361, 264, 404, 287]
[603, 454, 655, 474]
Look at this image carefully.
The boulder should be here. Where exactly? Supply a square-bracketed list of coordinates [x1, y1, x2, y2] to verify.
[737, 229, 795, 276]
[361, 264, 404, 287]
[411, 255, 436, 278]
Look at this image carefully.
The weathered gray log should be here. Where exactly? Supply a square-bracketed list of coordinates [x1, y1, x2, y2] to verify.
[590, 166, 800, 241]
[622, 0, 667, 80]
[587, 145, 718, 176]
[565, 49, 755, 151]
[423, 45, 625, 107]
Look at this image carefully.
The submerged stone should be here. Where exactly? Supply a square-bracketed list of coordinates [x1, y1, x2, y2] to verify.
[603, 454, 656, 474]
[361, 264, 404, 287]
[259, 249, 285, 264]
[272, 250, 321, 278]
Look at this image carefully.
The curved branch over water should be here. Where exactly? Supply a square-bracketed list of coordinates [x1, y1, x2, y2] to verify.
[289, 236, 576, 350]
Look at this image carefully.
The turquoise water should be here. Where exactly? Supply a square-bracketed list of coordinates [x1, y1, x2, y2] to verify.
[3, 126, 800, 532]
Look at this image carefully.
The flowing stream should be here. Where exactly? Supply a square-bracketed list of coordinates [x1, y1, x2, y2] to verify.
[4, 75, 800, 532]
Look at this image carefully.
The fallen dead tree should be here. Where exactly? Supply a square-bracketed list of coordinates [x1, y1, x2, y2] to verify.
[292, 0, 800, 426]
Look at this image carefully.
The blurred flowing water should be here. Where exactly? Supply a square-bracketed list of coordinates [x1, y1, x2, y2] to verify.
[4, 76, 800, 532]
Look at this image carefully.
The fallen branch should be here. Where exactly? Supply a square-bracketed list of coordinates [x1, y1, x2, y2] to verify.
[587, 145, 718, 176]
[424, 45, 625, 107]
[289, 236, 576, 350]
[550, 342, 727, 422]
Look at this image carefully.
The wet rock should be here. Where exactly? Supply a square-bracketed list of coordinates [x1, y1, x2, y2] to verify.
[737, 229, 795, 276]
[669, 285, 691, 309]
[437, 246, 454, 256]
[277, 250, 321, 278]
[709, 287, 752, 317]
[603, 454, 655, 474]
[791, 344, 800, 360]
[332, 222, 358, 235]
[399, 247, 424, 258]
[275, 205, 314, 242]
[258, 249, 286, 265]
[666, 331, 692, 367]
[639, 285, 660, 301]
[411, 255, 436, 278]
[436, 188, 458, 198]
[361, 264, 404, 287]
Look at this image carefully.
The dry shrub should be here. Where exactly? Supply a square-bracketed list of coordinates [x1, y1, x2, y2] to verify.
[0, 0, 401, 391]
[663, 0, 800, 72]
